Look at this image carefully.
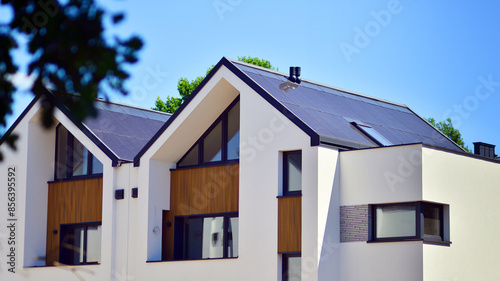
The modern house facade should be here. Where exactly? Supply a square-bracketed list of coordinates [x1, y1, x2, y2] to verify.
[1, 57, 499, 281]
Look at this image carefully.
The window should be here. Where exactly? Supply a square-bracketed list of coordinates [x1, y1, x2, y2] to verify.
[174, 213, 238, 260]
[351, 121, 391, 146]
[283, 150, 302, 196]
[371, 202, 448, 244]
[177, 98, 239, 168]
[283, 253, 301, 281]
[55, 125, 103, 180]
[59, 222, 102, 265]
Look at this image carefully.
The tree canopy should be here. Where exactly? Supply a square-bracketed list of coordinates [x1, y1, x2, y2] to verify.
[427, 117, 470, 152]
[152, 56, 277, 114]
[0, 0, 143, 160]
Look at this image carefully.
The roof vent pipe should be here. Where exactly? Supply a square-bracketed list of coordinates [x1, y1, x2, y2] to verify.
[288, 66, 301, 84]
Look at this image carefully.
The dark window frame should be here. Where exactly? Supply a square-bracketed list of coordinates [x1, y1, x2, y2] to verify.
[283, 150, 302, 196]
[370, 201, 447, 244]
[177, 97, 240, 169]
[173, 212, 238, 261]
[59, 221, 102, 265]
[282, 253, 301, 281]
[54, 124, 103, 181]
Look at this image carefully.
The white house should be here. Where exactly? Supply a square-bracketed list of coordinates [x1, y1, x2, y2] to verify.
[1, 57, 499, 281]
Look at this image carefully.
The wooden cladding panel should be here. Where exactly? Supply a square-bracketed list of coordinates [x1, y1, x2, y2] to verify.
[162, 164, 239, 261]
[278, 196, 302, 253]
[46, 178, 103, 265]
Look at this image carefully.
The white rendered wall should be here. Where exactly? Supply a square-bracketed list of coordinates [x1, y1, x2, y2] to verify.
[0, 103, 116, 280]
[136, 65, 331, 280]
[339, 144, 424, 281]
[0, 101, 32, 281]
[316, 146, 340, 281]
[421, 147, 500, 280]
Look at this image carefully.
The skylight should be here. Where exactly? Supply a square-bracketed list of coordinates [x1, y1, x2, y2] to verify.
[351, 122, 392, 146]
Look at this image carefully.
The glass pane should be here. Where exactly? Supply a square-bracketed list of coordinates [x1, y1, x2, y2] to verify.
[72, 139, 88, 176]
[178, 144, 199, 167]
[287, 152, 302, 192]
[185, 218, 203, 260]
[92, 154, 103, 174]
[227, 217, 239, 258]
[56, 125, 69, 179]
[86, 225, 102, 263]
[203, 121, 222, 162]
[66, 227, 84, 264]
[286, 256, 301, 281]
[202, 216, 224, 259]
[227, 101, 240, 160]
[423, 204, 441, 237]
[362, 126, 391, 146]
[376, 204, 416, 238]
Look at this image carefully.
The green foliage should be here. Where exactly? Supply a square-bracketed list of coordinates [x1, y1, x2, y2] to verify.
[237, 56, 278, 71]
[0, 0, 143, 160]
[153, 58, 275, 114]
[427, 118, 470, 152]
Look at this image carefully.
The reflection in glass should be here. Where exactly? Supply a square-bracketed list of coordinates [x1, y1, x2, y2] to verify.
[202, 217, 224, 259]
[203, 121, 222, 162]
[178, 144, 199, 167]
[86, 225, 101, 263]
[228, 217, 239, 258]
[423, 204, 441, 238]
[376, 204, 416, 238]
[92, 155, 103, 174]
[72, 140, 88, 176]
[287, 152, 302, 192]
[227, 101, 240, 160]
[286, 256, 301, 281]
[56, 125, 69, 179]
[185, 218, 203, 260]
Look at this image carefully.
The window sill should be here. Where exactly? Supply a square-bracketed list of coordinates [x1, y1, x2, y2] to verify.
[172, 160, 239, 171]
[48, 174, 103, 183]
[276, 194, 302, 199]
[368, 238, 452, 246]
[27, 263, 100, 268]
[147, 257, 238, 263]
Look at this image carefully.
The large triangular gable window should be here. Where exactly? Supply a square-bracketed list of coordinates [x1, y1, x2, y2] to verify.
[178, 97, 240, 168]
[55, 124, 103, 180]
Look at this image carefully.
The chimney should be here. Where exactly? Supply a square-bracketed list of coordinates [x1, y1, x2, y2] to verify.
[473, 142, 496, 158]
[288, 66, 301, 84]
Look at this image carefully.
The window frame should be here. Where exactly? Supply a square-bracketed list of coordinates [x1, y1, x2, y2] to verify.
[173, 212, 239, 261]
[54, 124, 103, 181]
[283, 150, 302, 197]
[351, 121, 391, 146]
[176, 97, 240, 169]
[370, 201, 448, 244]
[59, 221, 102, 265]
[282, 253, 301, 281]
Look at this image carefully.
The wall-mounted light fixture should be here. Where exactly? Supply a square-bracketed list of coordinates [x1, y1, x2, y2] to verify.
[115, 189, 125, 200]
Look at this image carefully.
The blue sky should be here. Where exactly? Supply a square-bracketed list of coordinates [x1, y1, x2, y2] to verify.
[5, 0, 500, 151]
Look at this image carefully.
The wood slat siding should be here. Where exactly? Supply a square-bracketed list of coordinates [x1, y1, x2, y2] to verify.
[162, 164, 239, 261]
[278, 196, 301, 253]
[46, 178, 103, 265]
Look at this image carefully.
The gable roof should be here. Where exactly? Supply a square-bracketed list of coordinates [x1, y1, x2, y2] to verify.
[133, 57, 463, 165]
[1, 88, 170, 166]
[230, 59, 463, 152]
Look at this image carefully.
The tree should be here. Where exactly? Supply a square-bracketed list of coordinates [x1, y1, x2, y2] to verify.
[152, 56, 277, 114]
[0, 0, 143, 160]
[427, 117, 470, 152]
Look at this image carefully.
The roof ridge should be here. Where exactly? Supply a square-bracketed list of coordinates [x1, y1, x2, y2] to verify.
[229, 58, 408, 108]
[46, 88, 172, 116]
[96, 98, 173, 116]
